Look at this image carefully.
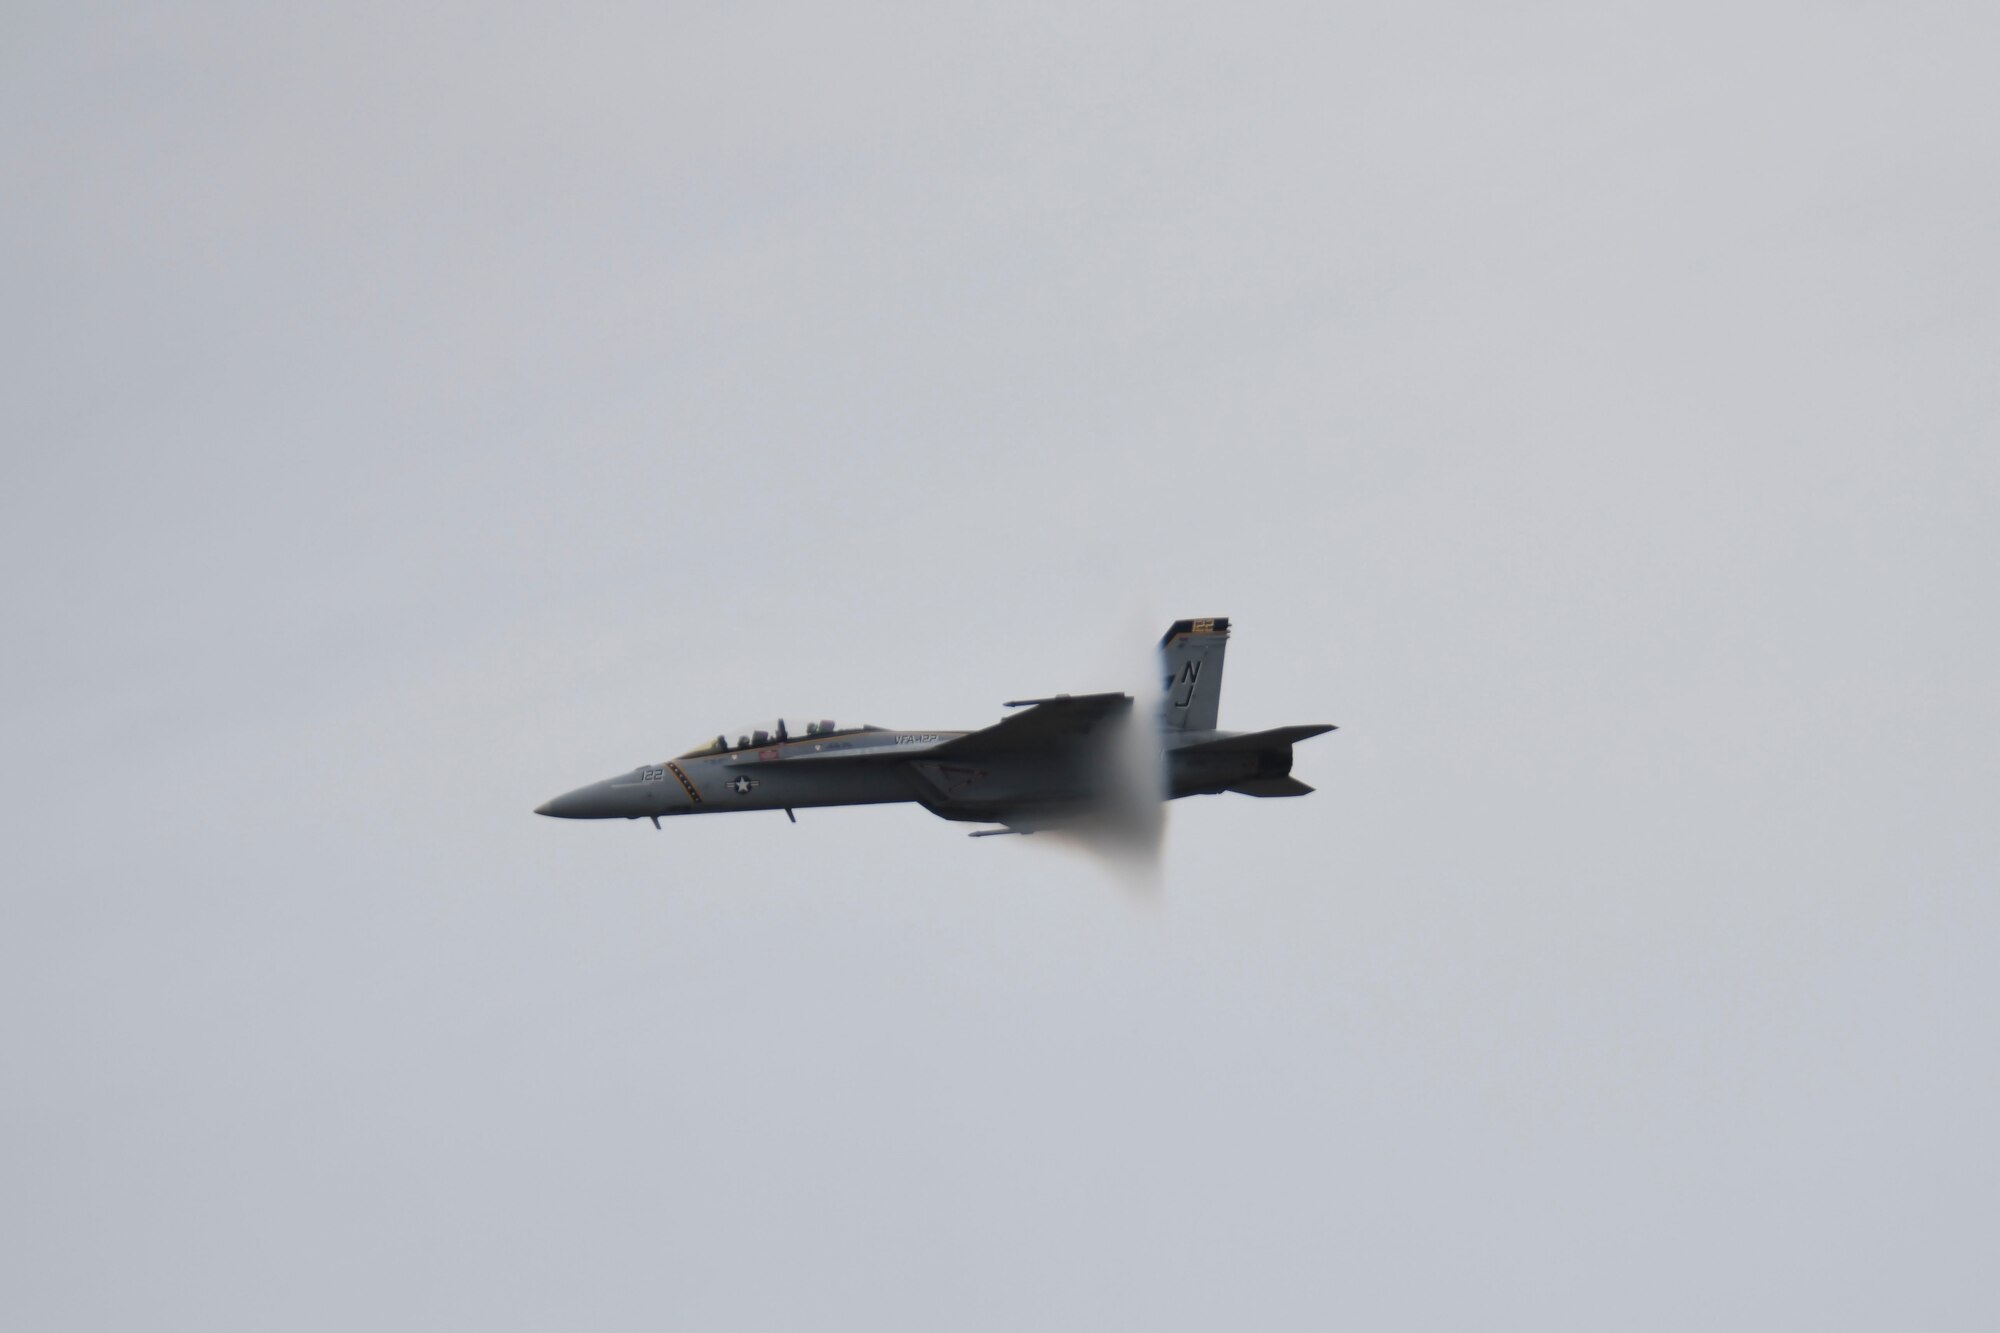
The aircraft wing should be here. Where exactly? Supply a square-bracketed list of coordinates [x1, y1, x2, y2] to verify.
[930, 692, 1132, 756]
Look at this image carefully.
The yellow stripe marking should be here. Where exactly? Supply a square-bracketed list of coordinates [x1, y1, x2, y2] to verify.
[665, 762, 702, 804]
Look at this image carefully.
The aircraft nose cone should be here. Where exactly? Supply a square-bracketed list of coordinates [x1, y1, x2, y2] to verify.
[535, 783, 611, 818]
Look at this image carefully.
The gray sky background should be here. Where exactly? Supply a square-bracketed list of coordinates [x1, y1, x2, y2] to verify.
[4, 2, 1996, 1328]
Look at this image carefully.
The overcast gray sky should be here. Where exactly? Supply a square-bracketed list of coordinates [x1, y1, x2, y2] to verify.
[4, 2, 1997, 1328]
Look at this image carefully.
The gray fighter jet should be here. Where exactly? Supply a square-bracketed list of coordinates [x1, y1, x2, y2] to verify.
[535, 618, 1334, 836]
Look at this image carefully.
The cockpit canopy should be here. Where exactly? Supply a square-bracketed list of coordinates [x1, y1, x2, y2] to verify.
[675, 718, 882, 759]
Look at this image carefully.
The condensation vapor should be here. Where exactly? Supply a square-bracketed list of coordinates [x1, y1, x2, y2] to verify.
[1021, 612, 1170, 895]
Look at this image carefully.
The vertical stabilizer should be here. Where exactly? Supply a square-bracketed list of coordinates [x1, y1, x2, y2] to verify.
[1159, 618, 1230, 732]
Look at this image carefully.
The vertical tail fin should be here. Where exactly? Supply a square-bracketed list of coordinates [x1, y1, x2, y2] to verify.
[1159, 617, 1230, 732]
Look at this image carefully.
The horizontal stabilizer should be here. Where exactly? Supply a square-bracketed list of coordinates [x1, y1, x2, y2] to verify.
[1227, 776, 1315, 797]
[1174, 724, 1336, 755]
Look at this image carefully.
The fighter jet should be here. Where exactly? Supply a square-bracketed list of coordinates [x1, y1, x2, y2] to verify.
[534, 618, 1334, 837]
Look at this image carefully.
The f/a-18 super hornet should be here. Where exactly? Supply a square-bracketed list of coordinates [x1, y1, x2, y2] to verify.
[535, 618, 1334, 837]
